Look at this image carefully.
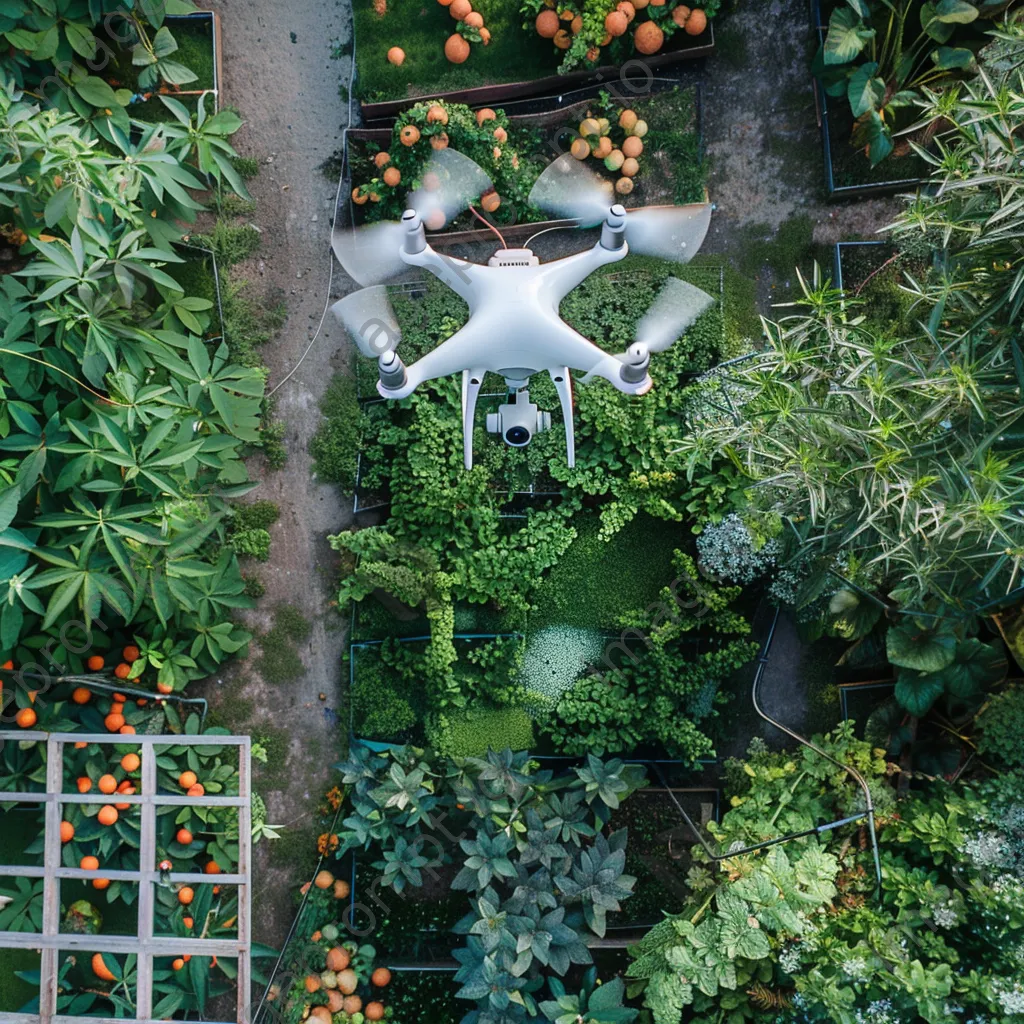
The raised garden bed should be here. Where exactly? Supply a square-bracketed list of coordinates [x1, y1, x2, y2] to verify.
[353, 0, 715, 121]
[811, 0, 930, 199]
[346, 83, 705, 247]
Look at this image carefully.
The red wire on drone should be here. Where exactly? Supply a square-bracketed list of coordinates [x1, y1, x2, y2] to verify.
[469, 205, 507, 249]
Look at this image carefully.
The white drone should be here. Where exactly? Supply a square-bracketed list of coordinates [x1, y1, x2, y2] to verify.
[331, 149, 714, 469]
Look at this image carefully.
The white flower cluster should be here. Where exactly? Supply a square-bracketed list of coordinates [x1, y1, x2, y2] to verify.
[931, 901, 960, 929]
[778, 941, 802, 975]
[854, 999, 901, 1024]
[840, 956, 870, 981]
[994, 980, 1024, 1016]
[696, 513, 781, 584]
[964, 830, 1014, 871]
[517, 626, 605, 700]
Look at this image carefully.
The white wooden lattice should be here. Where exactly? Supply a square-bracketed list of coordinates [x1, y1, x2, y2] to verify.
[0, 732, 252, 1024]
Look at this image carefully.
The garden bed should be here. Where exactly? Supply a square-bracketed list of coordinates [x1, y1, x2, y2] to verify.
[811, 0, 930, 199]
[345, 84, 705, 246]
[353, 0, 714, 121]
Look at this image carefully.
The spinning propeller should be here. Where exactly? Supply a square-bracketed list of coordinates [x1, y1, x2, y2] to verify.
[332, 149, 492, 287]
[528, 153, 712, 263]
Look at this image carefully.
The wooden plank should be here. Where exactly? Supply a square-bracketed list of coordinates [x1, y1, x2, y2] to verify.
[39, 737, 63, 1024]
[236, 739, 252, 1024]
[134, 746, 158, 1020]
[0, 932, 247, 954]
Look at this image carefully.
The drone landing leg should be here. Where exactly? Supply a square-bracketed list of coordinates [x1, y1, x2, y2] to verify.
[550, 367, 575, 469]
[461, 369, 487, 470]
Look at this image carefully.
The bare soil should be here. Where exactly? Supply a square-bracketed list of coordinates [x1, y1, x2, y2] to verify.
[198, 0, 355, 951]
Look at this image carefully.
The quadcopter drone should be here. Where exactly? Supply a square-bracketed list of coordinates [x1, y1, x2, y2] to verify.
[331, 149, 714, 469]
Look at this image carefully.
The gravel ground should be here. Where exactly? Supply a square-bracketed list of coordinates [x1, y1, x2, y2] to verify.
[199, 0, 355, 951]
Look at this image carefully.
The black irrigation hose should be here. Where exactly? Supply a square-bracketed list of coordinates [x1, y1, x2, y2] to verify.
[653, 606, 883, 891]
[0, 669, 210, 727]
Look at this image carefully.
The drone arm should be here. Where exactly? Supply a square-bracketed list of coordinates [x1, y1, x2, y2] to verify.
[538, 238, 629, 301]
[401, 244, 480, 305]
[378, 322, 487, 400]
[461, 369, 487, 470]
[549, 367, 575, 469]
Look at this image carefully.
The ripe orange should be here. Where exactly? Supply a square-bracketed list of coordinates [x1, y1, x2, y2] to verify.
[15, 707, 36, 728]
[176, 829, 193, 846]
[104, 713, 125, 732]
[77, 777, 93, 793]
[157, 681, 173, 694]
[342, 996, 362, 1016]
[98, 774, 117, 795]
[371, 968, 392, 987]
[92, 953, 117, 982]
[366, 1003, 386, 1021]
[177, 886, 194, 905]
[112, 692, 127, 703]
[98, 805, 118, 826]
[178, 771, 197, 790]
[72, 687, 92, 703]
[1, 659, 13, 670]
[172, 958, 184, 971]
[80, 856, 100, 871]
[119, 725, 135, 735]
[74, 741, 87, 749]
[136, 698, 148, 707]
[183, 955, 191, 963]
[187, 783, 205, 798]
[121, 753, 140, 772]
[86, 656, 104, 671]
[204, 861, 222, 875]
[122, 645, 140, 663]
[117, 780, 134, 793]
[314, 869, 334, 889]
[304, 975, 321, 994]
[60, 821, 75, 843]
[183, 916, 194, 928]
[212, 885, 221, 895]
[113, 662, 131, 679]
[92, 877, 110, 890]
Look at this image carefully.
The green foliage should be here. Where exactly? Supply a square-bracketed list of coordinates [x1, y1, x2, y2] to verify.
[222, 281, 286, 370]
[310, 373, 360, 489]
[430, 706, 535, 758]
[542, 552, 758, 762]
[256, 605, 310, 684]
[191, 219, 261, 267]
[976, 683, 1024, 766]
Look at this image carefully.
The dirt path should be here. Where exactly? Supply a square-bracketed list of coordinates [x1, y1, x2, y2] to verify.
[201, 0, 355, 948]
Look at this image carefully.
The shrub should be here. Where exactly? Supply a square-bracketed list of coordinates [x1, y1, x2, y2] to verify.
[977, 685, 1024, 767]
[696, 513, 780, 584]
[232, 500, 280, 532]
[230, 527, 271, 561]
[310, 373, 360, 489]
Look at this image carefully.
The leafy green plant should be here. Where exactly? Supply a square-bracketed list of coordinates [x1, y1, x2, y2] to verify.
[541, 968, 638, 1024]
[976, 683, 1024, 766]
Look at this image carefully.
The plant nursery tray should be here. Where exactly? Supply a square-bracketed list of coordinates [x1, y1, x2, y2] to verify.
[358, 24, 715, 123]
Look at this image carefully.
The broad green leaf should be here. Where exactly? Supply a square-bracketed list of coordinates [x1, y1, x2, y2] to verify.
[74, 77, 120, 109]
[847, 62, 886, 116]
[886, 623, 956, 673]
[895, 670, 946, 717]
[823, 7, 875, 64]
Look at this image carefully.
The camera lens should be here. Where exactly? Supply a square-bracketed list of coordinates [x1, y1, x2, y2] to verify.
[505, 426, 531, 446]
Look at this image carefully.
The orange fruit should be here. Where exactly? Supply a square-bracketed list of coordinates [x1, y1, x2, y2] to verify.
[92, 953, 117, 982]
[86, 655, 104, 671]
[337, 969, 358, 995]
[74, 741, 88, 749]
[172, 958, 184, 971]
[373, 151, 391, 168]
[605, 9, 628, 35]
[383, 167, 401, 187]
[178, 771, 197, 790]
[98, 774, 117, 795]
[117, 780, 134, 793]
[98, 805, 118, 826]
[72, 686, 92, 703]
[113, 662, 131, 679]
[187, 783, 205, 798]
[104, 713, 125, 732]
[326, 991, 345, 1013]
[310, 930, 322, 942]
[685, 7, 707, 34]
[122, 646, 140, 663]
[119, 725, 135, 735]
[92, 877, 110, 890]
[314, 869, 334, 889]
[342, 996, 362, 1015]
[177, 886, 194, 905]
[176, 829, 194, 846]
[365, 1003, 385, 1021]
[157, 681, 173, 694]
[60, 821, 75, 843]
[204, 861, 222, 875]
[333, 879, 351, 899]
[326, 947, 350, 972]
[212, 885, 221, 895]
[136, 698, 148, 706]
[183, 955, 191, 963]
[183, 916, 194, 928]
[476, 108, 496, 126]
[80, 856, 99, 871]
[120, 753, 140, 772]
[399, 125, 420, 146]
[372, 968, 392, 987]
[536, 8, 559, 36]
[112, 692, 127, 702]
[633, 19, 664, 53]
[1, 659, 13, 670]
[304, 975, 321, 993]
[77, 777, 93, 793]
[15, 707, 36, 728]
[386, 46, 405, 65]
